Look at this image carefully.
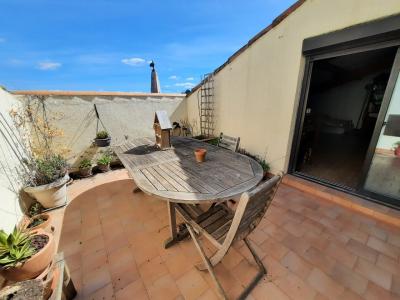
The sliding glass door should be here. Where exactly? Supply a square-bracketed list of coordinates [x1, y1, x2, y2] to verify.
[362, 48, 400, 204]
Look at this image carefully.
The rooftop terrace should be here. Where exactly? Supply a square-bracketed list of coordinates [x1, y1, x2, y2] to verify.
[59, 170, 400, 300]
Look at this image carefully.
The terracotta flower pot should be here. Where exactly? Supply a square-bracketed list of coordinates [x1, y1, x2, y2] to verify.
[27, 214, 52, 232]
[0, 230, 55, 282]
[98, 163, 110, 173]
[24, 174, 69, 209]
[395, 146, 400, 157]
[79, 167, 92, 178]
[194, 148, 207, 163]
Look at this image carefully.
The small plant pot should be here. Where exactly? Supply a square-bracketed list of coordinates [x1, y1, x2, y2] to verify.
[0, 230, 55, 282]
[194, 148, 207, 163]
[94, 137, 111, 147]
[24, 213, 52, 232]
[97, 163, 110, 173]
[79, 167, 92, 178]
[395, 146, 400, 157]
[24, 174, 69, 209]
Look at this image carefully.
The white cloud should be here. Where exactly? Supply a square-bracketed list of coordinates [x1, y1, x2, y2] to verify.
[175, 82, 195, 89]
[186, 77, 194, 81]
[121, 57, 146, 66]
[37, 61, 61, 70]
[169, 75, 178, 80]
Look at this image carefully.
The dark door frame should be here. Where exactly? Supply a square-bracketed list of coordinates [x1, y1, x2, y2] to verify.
[288, 15, 400, 208]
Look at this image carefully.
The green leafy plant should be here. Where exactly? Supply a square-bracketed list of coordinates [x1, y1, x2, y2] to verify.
[79, 158, 92, 169]
[206, 138, 219, 146]
[96, 131, 109, 139]
[28, 202, 44, 217]
[238, 148, 270, 173]
[35, 155, 67, 186]
[259, 159, 270, 173]
[97, 154, 112, 166]
[0, 227, 36, 268]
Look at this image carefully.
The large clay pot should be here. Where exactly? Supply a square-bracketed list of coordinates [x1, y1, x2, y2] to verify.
[194, 148, 207, 163]
[0, 230, 55, 282]
[24, 174, 69, 209]
[395, 146, 400, 157]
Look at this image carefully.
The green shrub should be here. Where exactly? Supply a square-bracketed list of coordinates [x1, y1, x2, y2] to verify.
[96, 131, 109, 139]
[35, 155, 67, 185]
[0, 227, 35, 268]
[97, 154, 112, 165]
[79, 158, 92, 169]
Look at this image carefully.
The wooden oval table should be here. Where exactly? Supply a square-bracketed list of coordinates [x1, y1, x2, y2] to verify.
[114, 136, 264, 247]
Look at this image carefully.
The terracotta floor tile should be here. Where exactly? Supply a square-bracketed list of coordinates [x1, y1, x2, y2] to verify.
[85, 283, 114, 300]
[82, 266, 112, 296]
[329, 262, 368, 295]
[81, 236, 105, 257]
[276, 272, 317, 300]
[325, 242, 357, 269]
[138, 256, 169, 286]
[367, 236, 400, 260]
[111, 260, 140, 292]
[281, 234, 311, 255]
[231, 258, 258, 287]
[307, 268, 344, 300]
[65, 253, 81, 273]
[363, 282, 398, 300]
[81, 224, 102, 242]
[280, 250, 313, 279]
[115, 279, 149, 300]
[252, 280, 290, 300]
[340, 289, 364, 300]
[82, 249, 108, 274]
[346, 239, 378, 263]
[132, 240, 160, 266]
[376, 254, 400, 276]
[262, 254, 288, 282]
[176, 268, 209, 300]
[221, 247, 244, 270]
[301, 247, 336, 275]
[104, 232, 130, 254]
[163, 252, 195, 279]
[259, 237, 289, 261]
[354, 258, 392, 290]
[195, 289, 220, 300]
[392, 275, 400, 297]
[147, 274, 181, 300]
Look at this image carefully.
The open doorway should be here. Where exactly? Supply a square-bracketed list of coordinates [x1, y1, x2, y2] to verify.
[294, 47, 398, 189]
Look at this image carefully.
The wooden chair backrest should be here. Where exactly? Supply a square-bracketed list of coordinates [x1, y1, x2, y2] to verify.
[223, 175, 282, 245]
[217, 132, 240, 152]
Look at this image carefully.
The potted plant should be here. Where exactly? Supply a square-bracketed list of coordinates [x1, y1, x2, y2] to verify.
[23, 155, 69, 209]
[394, 141, 400, 157]
[94, 131, 111, 147]
[97, 153, 112, 172]
[78, 158, 92, 178]
[24, 214, 52, 232]
[259, 159, 271, 180]
[0, 227, 55, 281]
[194, 148, 207, 162]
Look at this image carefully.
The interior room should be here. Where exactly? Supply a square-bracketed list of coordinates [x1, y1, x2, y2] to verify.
[295, 47, 398, 189]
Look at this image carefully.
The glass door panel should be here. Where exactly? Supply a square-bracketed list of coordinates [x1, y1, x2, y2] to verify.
[363, 51, 400, 201]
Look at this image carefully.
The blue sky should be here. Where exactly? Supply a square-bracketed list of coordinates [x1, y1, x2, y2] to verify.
[0, 0, 296, 93]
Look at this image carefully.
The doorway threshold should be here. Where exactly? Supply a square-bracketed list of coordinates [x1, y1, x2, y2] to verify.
[283, 174, 400, 227]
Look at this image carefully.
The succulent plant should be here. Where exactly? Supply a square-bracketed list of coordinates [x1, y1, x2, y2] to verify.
[0, 227, 35, 268]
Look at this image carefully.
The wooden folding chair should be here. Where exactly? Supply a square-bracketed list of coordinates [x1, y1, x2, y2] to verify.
[176, 174, 282, 299]
[217, 132, 240, 152]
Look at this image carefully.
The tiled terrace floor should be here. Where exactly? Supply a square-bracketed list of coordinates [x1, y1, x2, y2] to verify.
[60, 176, 400, 300]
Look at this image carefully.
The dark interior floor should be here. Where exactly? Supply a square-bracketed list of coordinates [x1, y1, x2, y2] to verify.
[297, 131, 370, 189]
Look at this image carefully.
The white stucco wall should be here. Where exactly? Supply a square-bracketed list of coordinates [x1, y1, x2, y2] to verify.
[186, 0, 400, 173]
[16, 93, 187, 166]
[0, 89, 24, 233]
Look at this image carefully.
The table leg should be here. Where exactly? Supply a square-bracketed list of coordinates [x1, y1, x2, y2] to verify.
[164, 201, 178, 248]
